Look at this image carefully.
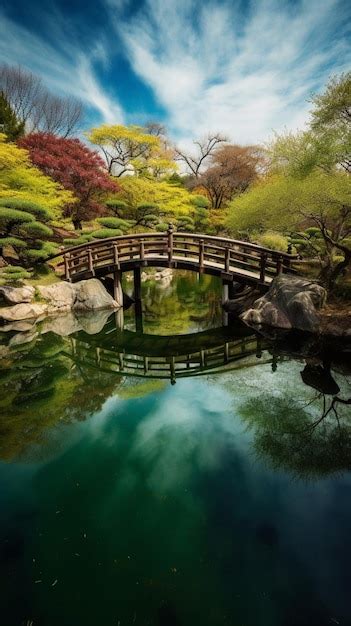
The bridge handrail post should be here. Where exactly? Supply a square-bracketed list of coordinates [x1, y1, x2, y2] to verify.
[64, 253, 70, 281]
[140, 238, 145, 263]
[276, 254, 283, 275]
[167, 223, 174, 263]
[260, 252, 267, 283]
[113, 243, 120, 269]
[199, 239, 204, 272]
[87, 248, 94, 274]
[225, 246, 230, 272]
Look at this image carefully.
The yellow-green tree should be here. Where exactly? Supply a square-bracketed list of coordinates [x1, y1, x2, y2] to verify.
[86, 124, 176, 178]
[227, 170, 351, 286]
[107, 177, 197, 231]
[0, 134, 73, 214]
[0, 134, 74, 267]
[227, 73, 351, 288]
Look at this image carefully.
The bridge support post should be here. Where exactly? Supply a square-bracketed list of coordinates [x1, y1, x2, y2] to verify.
[133, 266, 142, 301]
[135, 299, 143, 333]
[222, 280, 229, 327]
[113, 270, 123, 307]
[114, 307, 124, 331]
[222, 281, 229, 304]
[167, 223, 174, 264]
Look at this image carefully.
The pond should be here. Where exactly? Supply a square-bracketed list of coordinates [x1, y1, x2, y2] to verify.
[1, 271, 351, 626]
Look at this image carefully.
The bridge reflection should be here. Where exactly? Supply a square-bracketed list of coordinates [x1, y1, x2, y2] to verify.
[64, 317, 282, 383]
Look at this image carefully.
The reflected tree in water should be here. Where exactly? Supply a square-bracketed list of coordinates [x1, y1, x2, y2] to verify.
[0, 332, 121, 460]
[241, 364, 351, 478]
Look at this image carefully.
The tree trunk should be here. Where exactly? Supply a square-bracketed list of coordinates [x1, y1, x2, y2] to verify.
[73, 218, 82, 231]
[319, 253, 351, 290]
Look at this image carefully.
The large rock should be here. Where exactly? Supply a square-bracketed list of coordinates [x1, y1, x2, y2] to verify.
[0, 303, 48, 322]
[38, 282, 76, 313]
[0, 285, 35, 304]
[240, 275, 327, 333]
[73, 279, 119, 311]
[0, 279, 120, 323]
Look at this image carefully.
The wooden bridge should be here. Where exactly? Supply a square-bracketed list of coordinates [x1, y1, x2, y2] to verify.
[53, 227, 297, 301]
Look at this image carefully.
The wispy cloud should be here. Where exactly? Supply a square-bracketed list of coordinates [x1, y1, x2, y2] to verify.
[0, 9, 124, 126]
[115, 0, 351, 145]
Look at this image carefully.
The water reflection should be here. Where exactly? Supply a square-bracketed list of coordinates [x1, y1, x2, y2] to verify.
[0, 303, 350, 478]
[1, 272, 351, 626]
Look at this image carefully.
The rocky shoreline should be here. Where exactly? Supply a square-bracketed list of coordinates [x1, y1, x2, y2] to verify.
[1, 273, 350, 339]
[228, 275, 351, 338]
[0, 278, 121, 323]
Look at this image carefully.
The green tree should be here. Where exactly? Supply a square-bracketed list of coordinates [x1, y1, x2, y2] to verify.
[105, 177, 197, 232]
[241, 392, 351, 478]
[227, 73, 351, 288]
[0, 91, 24, 141]
[310, 71, 351, 172]
[227, 171, 351, 287]
[0, 198, 58, 266]
[86, 124, 176, 178]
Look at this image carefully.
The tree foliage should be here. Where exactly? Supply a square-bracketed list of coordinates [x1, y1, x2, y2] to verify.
[108, 177, 197, 229]
[0, 200, 58, 265]
[227, 72, 351, 288]
[0, 91, 24, 141]
[195, 144, 261, 209]
[19, 133, 118, 229]
[310, 71, 351, 172]
[0, 134, 73, 214]
[87, 124, 175, 178]
[0, 135, 73, 266]
[227, 171, 351, 286]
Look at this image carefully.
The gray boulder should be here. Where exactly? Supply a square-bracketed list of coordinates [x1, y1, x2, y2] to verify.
[38, 282, 76, 313]
[0, 303, 48, 322]
[73, 279, 119, 311]
[0, 278, 120, 323]
[240, 275, 327, 333]
[0, 285, 35, 304]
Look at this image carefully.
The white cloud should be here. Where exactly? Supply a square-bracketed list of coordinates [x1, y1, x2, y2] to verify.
[0, 10, 124, 126]
[115, 0, 351, 146]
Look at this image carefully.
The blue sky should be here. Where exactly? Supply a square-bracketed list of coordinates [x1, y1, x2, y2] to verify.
[1, 0, 350, 147]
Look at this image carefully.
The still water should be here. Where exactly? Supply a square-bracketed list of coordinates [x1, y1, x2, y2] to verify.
[1, 271, 351, 626]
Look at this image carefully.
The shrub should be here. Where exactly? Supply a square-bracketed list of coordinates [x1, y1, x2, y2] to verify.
[96, 217, 129, 230]
[0, 265, 32, 285]
[190, 195, 210, 208]
[92, 228, 123, 239]
[1, 236, 27, 249]
[0, 198, 50, 222]
[255, 231, 289, 252]
[20, 222, 53, 238]
[63, 234, 94, 247]
[154, 222, 168, 232]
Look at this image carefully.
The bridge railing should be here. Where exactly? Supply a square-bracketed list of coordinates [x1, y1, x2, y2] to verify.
[53, 229, 297, 284]
[67, 335, 277, 381]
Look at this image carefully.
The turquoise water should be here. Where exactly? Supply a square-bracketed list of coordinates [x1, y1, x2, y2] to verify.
[1, 272, 351, 626]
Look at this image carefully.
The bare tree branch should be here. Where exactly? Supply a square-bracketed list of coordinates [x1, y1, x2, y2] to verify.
[174, 133, 227, 177]
[0, 63, 83, 137]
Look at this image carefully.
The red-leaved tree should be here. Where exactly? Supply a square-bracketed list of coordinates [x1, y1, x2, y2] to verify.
[19, 133, 119, 229]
